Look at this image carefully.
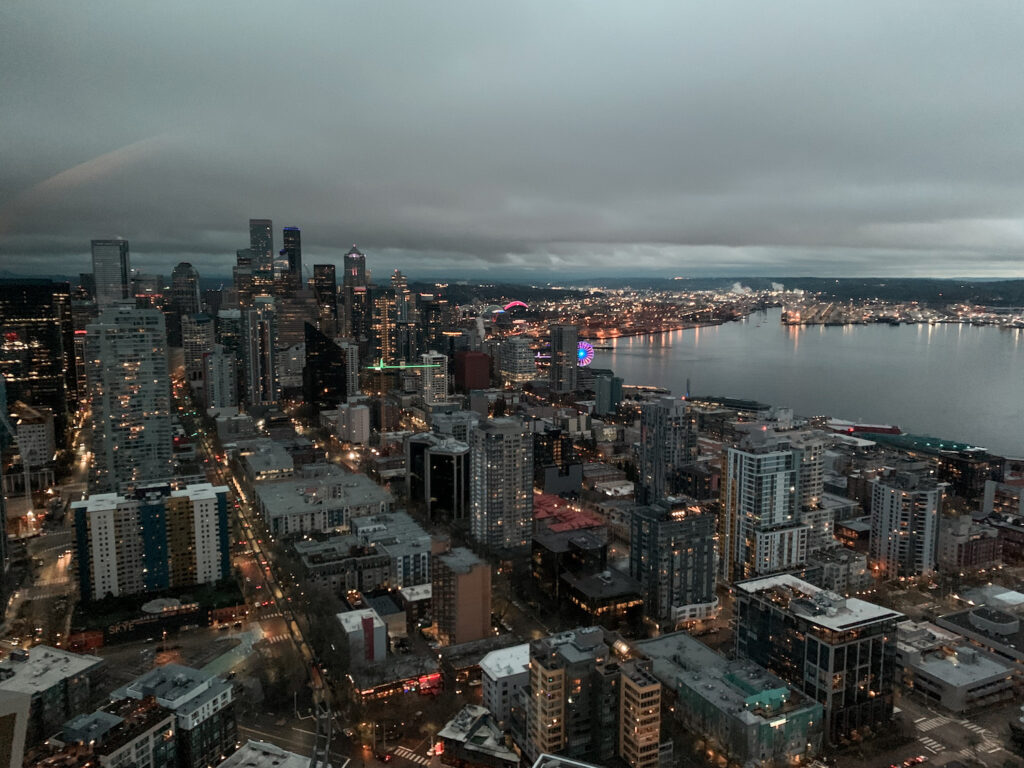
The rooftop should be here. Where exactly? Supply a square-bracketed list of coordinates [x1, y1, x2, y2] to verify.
[937, 609, 1024, 662]
[531, 756, 604, 768]
[111, 664, 229, 717]
[479, 643, 530, 680]
[437, 705, 518, 765]
[736, 574, 902, 631]
[399, 584, 432, 602]
[435, 546, 485, 573]
[561, 568, 642, 601]
[337, 608, 385, 634]
[636, 631, 820, 725]
[255, 467, 392, 518]
[0, 646, 103, 694]
[218, 740, 320, 768]
[170, 482, 229, 502]
[533, 494, 605, 531]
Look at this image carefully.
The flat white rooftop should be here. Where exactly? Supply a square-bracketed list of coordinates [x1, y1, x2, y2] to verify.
[0, 646, 103, 694]
[479, 643, 529, 680]
[737, 573, 902, 630]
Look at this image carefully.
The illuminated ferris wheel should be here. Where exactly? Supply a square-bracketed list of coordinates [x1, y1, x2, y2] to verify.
[577, 340, 595, 366]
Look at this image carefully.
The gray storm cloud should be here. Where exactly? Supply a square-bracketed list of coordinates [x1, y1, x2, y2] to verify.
[1, 1, 1023, 278]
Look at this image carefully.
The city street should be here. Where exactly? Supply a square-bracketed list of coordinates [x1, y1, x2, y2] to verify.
[835, 692, 1022, 768]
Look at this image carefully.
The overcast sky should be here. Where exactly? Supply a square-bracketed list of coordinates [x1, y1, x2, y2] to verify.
[2, 2, 1023, 280]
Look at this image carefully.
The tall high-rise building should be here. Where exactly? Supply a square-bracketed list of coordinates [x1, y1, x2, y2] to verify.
[371, 288, 399, 363]
[594, 374, 623, 415]
[334, 339, 360, 398]
[171, 262, 201, 316]
[72, 483, 231, 600]
[303, 323, 349, 415]
[181, 313, 214, 385]
[720, 431, 808, 582]
[420, 350, 449, 404]
[90, 239, 130, 308]
[469, 417, 533, 553]
[85, 306, 172, 492]
[215, 309, 243, 356]
[870, 471, 946, 579]
[281, 226, 301, 288]
[500, 335, 536, 386]
[432, 547, 491, 646]
[637, 396, 696, 505]
[203, 345, 237, 409]
[0, 279, 74, 441]
[248, 219, 274, 272]
[617, 663, 663, 768]
[243, 297, 278, 406]
[406, 432, 470, 521]
[312, 264, 338, 335]
[418, 293, 450, 351]
[790, 431, 826, 509]
[525, 627, 662, 768]
[629, 499, 717, 628]
[342, 245, 368, 339]
[735, 574, 902, 744]
[233, 249, 254, 309]
[548, 324, 578, 394]
[391, 269, 412, 322]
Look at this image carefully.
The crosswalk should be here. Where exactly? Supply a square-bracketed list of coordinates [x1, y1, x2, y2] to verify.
[917, 715, 950, 732]
[918, 736, 944, 754]
[262, 634, 291, 645]
[393, 746, 429, 765]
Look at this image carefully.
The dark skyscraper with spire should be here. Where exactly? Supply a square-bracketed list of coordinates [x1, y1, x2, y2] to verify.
[342, 245, 368, 340]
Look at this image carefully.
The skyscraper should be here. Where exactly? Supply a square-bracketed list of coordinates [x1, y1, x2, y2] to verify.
[720, 431, 807, 582]
[548, 324, 578, 394]
[281, 226, 302, 288]
[735, 574, 902, 744]
[629, 499, 717, 628]
[405, 432, 470, 521]
[302, 322, 349, 415]
[637, 396, 696, 505]
[469, 417, 533, 553]
[594, 374, 623, 415]
[420, 350, 449, 404]
[170, 262, 201, 316]
[181, 313, 214, 385]
[0, 279, 74, 441]
[72, 483, 231, 600]
[371, 288, 399, 363]
[869, 470, 946, 579]
[524, 627, 662, 768]
[500, 335, 536, 386]
[342, 245, 368, 339]
[203, 345, 237, 409]
[312, 264, 338, 335]
[432, 547, 491, 646]
[248, 219, 274, 272]
[85, 306, 172, 492]
[90, 239, 130, 309]
[243, 297, 278, 406]
[391, 269, 411, 322]
[233, 249, 254, 309]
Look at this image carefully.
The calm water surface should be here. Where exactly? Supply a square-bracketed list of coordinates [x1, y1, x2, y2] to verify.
[602, 308, 1024, 457]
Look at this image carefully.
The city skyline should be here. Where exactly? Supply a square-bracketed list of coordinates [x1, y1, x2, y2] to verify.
[3, 3, 1024, 279]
